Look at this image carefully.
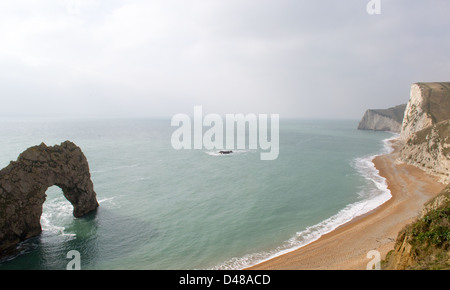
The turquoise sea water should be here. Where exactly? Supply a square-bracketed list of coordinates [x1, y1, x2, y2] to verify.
[0, 118, 394, 269]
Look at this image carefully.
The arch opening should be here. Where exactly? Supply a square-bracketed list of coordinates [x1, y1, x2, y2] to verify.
[40, 186, 75, 237]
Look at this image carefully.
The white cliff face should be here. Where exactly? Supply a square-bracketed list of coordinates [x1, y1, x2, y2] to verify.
[358, 110, 402, 132]
[357, 104, 406, 133]
[400, 84, 434, 141]
[398, 82, 450, 184]
[399, 121, 450, 183]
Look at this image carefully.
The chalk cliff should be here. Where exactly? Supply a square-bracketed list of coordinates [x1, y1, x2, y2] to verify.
[357, 104, 407, 133]
[0, 141, 99, 256]
[382, 83, 450, 269]
[398, 82, 450, 183]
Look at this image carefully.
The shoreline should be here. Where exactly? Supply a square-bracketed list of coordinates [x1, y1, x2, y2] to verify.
[246, 138, 446, 270]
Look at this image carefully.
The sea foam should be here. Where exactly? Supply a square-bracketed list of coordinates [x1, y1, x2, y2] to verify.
[212, 134, 397, 270]
[41, 197, 76, 238]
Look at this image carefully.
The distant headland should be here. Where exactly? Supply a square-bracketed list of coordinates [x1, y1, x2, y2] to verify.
[358, 104, 407, 133]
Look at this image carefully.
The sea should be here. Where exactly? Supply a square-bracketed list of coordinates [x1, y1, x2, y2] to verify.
[0, 118, 395, 270]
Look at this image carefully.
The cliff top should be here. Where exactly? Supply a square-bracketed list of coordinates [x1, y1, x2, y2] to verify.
[415, 82, 450, 123]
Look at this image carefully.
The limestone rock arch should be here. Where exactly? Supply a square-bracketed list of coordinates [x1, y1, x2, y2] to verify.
[0, 141, 99, 255]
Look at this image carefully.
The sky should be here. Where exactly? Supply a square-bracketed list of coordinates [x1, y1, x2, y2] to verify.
[1, 0, 449, 119]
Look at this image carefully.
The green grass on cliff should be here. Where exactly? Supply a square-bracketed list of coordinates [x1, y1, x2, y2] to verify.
[385, 187, 450, 270]
[407, 226, 449, 269]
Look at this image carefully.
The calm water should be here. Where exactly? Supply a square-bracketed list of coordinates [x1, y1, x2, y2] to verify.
[0, 118, 394, 269]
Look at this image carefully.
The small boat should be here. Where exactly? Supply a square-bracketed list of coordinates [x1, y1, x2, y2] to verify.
[218, 150, 233, 154]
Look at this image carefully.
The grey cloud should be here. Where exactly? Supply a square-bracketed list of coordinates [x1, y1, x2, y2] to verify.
[0, 0, 449, 119]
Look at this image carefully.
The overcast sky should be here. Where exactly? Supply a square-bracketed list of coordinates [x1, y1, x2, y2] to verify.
[1, 0, 449, 119]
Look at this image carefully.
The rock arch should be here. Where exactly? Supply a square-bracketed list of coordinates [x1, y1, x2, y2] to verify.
[0, 141, 99, 255]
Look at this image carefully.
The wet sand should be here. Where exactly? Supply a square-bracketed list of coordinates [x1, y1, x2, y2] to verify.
[247, 140, 445, 270]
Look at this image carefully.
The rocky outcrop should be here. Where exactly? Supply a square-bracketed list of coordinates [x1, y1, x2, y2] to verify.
[398, 82, 450, 183]
[0, 141, 98, 256]
[357, 104, 406, 133]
